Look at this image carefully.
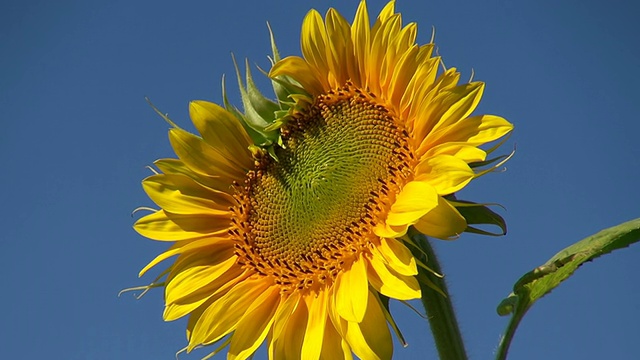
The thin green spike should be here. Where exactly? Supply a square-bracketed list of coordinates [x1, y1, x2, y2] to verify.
[399, 300, 428, 319]
[145, 97, 179, 128]
[201, 337, 232, 360]
[485, 130, 513, 155]
[267, 22, 281, 63]
[469, 154, 509, 170]
[117, 283, 161, 299]
[473, 147, 515, 179]
[402, 235, 444, 278]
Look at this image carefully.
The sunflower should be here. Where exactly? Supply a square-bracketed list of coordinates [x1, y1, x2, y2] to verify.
[132, 1, 513, 359]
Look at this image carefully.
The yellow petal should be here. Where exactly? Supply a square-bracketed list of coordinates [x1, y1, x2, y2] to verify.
[271, 294, 301, 341]
[320, 320, 353, 360]
[381, 19, 413, 94]
[188, 276, 269, 350]
[351, 0, 370, 86]
[228, 285, 280, 360]
[301, 290, 328, 360]
[139, 236, 230, 277]
[344, 291, 393, 360]
[373, 222, 408, 239]
[375, 237, 417, 276]
[270, 56, 325, 96]
[373, 0, 395, 28]
[164, 262, 243, 321]
[165, 295, 220, 325]
[185, 293, 216, 343]
[369, 15, 401, 94]
[335, 257, 368, 322]
[141, 174, 233, 215]
[168, 128, 246, 181]
[366, 252, 420, 300]
[412, 68, 461, 144]
[385, 180, 438, 226]
[414, 197, 467, 240]
[425, 114, 514, 150]
[394, 22, 417, 56]
[154, 158, 230, 192]
[188, 100, 253, 169]
[327, 283, 345, 335]
[430, 82, 485, 134]
[270, 294, 308, 360]
[401, 57, 439, 120]
[325, 8, 357, 85]
[414, 155, 475, 195]
[164, 247, 236, 306]
[387, 45, 419, 108]
[423, 143, 487, 164]
[436, 67, 462, 91]
[301, 9, 331, 90]
[134, 210, 230, 241]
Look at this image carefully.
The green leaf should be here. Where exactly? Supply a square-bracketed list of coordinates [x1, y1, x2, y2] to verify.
[494, 218, 640, 360]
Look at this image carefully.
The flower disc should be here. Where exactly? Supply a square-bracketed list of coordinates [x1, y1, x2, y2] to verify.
[233, 85, 415, 291]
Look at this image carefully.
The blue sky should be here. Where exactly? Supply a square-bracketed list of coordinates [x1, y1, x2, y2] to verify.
[2, 0, 639, 359]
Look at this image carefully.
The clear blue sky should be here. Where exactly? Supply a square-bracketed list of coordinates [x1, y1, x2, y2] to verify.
[2, 0, 639, 359]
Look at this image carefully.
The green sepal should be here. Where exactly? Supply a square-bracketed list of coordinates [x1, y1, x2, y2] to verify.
[144, 97, 179, 129]
[484, 130, 512, 156]
[266, 22, 281, 64]
[266, 69, 310, 102]
[119, 265, 170, 300]
[232, 55, 279, 143]
[243, 59, 280, 120]
[403, 233, 446, 295]
[263, 119, 285, 133]
[266, 22, 295, 105]
[416, 270, 447, 298]
[221, 75, 269, 147]
[472, 149, 515, 179]
[469, 154, 509, 170]
[454, 200, 507, 236]
[273, 108, 293, 124]
[376, 293, 408, 347]
[456, 204, 507, 236]
[266, 145, 279, 162]
[401, 234, 444, 280]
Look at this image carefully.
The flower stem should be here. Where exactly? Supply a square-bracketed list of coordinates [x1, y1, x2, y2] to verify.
[409, 229, 468, 360]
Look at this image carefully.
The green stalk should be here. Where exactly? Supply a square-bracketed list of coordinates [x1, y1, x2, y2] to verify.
[409, 228, 468, 360]
[495, 310, 525, 360]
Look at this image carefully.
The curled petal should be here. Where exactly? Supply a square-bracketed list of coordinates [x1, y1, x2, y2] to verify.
[367, 253, 420, 300]
[385, 181, 439, 226]
[270, 56, 325, 96]
[415, 155, 475, 195]
[414, 197, 467, 240]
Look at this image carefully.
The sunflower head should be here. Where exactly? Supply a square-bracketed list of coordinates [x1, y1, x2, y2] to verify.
[131, 1, 513, 359]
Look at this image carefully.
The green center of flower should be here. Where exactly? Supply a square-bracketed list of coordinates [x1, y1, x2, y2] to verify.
[232, 87, 415, 288]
